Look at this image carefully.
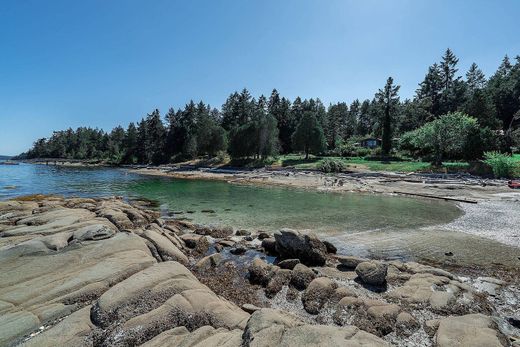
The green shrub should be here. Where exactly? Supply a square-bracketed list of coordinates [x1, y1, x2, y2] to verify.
[483, 151, 516, 178]
[318, 158, 345, 173]
[337, 143, 371, 157]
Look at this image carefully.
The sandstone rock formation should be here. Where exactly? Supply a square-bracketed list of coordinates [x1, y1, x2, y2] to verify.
[0, 196, 515, 347]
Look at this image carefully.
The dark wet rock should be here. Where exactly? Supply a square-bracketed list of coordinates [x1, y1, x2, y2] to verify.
[244, 236, 253, 241]
[291, 263, 316, 290]
[302, 277, 338, 314]
[323, 240, 337, 254]
[235, 229, 251, 236]
[445, 251, 454, 256]
[230, 246, 247, 255]
[214, 243, 224, 253]
[261, 238, 277, 255]
[355, 261, 388, 286]
[273, 229, 327, 266]
[180, 233, 204, 248]
[201, 209, 216, 213]
[278, 258, 300, 270]
[257, 232, 270, 240]
[508, 316, 520, 329]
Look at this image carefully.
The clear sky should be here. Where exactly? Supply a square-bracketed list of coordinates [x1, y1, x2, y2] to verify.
[0, 0, 518, 155]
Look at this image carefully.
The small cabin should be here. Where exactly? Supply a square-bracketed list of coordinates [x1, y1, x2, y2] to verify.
[359, 138, 381, 149]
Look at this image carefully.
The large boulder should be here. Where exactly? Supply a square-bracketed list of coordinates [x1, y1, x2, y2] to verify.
[302, 277, 337, 314]
[273, 229, 327, 266]
[355, 261, 388, 286]
[290, 263, 316, 290]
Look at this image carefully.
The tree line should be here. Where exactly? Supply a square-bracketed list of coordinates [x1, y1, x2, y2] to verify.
[18, 49, 520, 164]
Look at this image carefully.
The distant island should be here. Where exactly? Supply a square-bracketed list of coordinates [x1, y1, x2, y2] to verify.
[0, 155, 12, 160]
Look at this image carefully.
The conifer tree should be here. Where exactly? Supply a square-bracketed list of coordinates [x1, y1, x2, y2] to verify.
[375, 77, 400, 158]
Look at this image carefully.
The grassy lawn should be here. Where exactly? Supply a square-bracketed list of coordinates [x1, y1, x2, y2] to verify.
[273, 154, 470, 173]
[190, 153, 520, 176]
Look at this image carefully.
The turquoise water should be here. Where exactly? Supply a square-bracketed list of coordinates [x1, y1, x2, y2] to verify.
[3, 163, 519, 265]
[0, 163, 460, 235]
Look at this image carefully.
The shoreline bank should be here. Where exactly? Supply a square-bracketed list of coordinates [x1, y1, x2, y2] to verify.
[131, 166, 519, 202]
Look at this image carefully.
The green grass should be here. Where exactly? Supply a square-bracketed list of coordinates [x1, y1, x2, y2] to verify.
[273, 154, 470, 173]
[512, 154, 520, 177]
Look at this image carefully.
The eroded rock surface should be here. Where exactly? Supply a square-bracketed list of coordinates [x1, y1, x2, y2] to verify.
[0, 196, 516, 347]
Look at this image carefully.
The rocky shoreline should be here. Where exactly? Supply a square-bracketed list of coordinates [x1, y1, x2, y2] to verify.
[131, 166, 519, 202]
[0, 196, 519, 346]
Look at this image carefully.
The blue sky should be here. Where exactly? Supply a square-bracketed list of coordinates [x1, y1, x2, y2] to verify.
[0, 0, 518, 155]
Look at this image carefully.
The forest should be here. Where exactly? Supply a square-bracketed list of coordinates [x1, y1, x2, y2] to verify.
[17, 49, 520, 167]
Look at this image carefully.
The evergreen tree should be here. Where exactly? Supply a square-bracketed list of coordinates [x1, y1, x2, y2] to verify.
[269, 89, 294, 153]
[291, 111, 326, 159]
[375, 77, 400, 158]
[327, 102, 351, 148]
[466, 63, 487, 91]
[416, 63, 443, 117]
[144, 109, 166, 164]
[440, 48, 459, 91]
[356, 100, 372, 135]
[107, 126, 126, 163]
[123, 122, 138, 163]
[487, 55, 520, 133]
